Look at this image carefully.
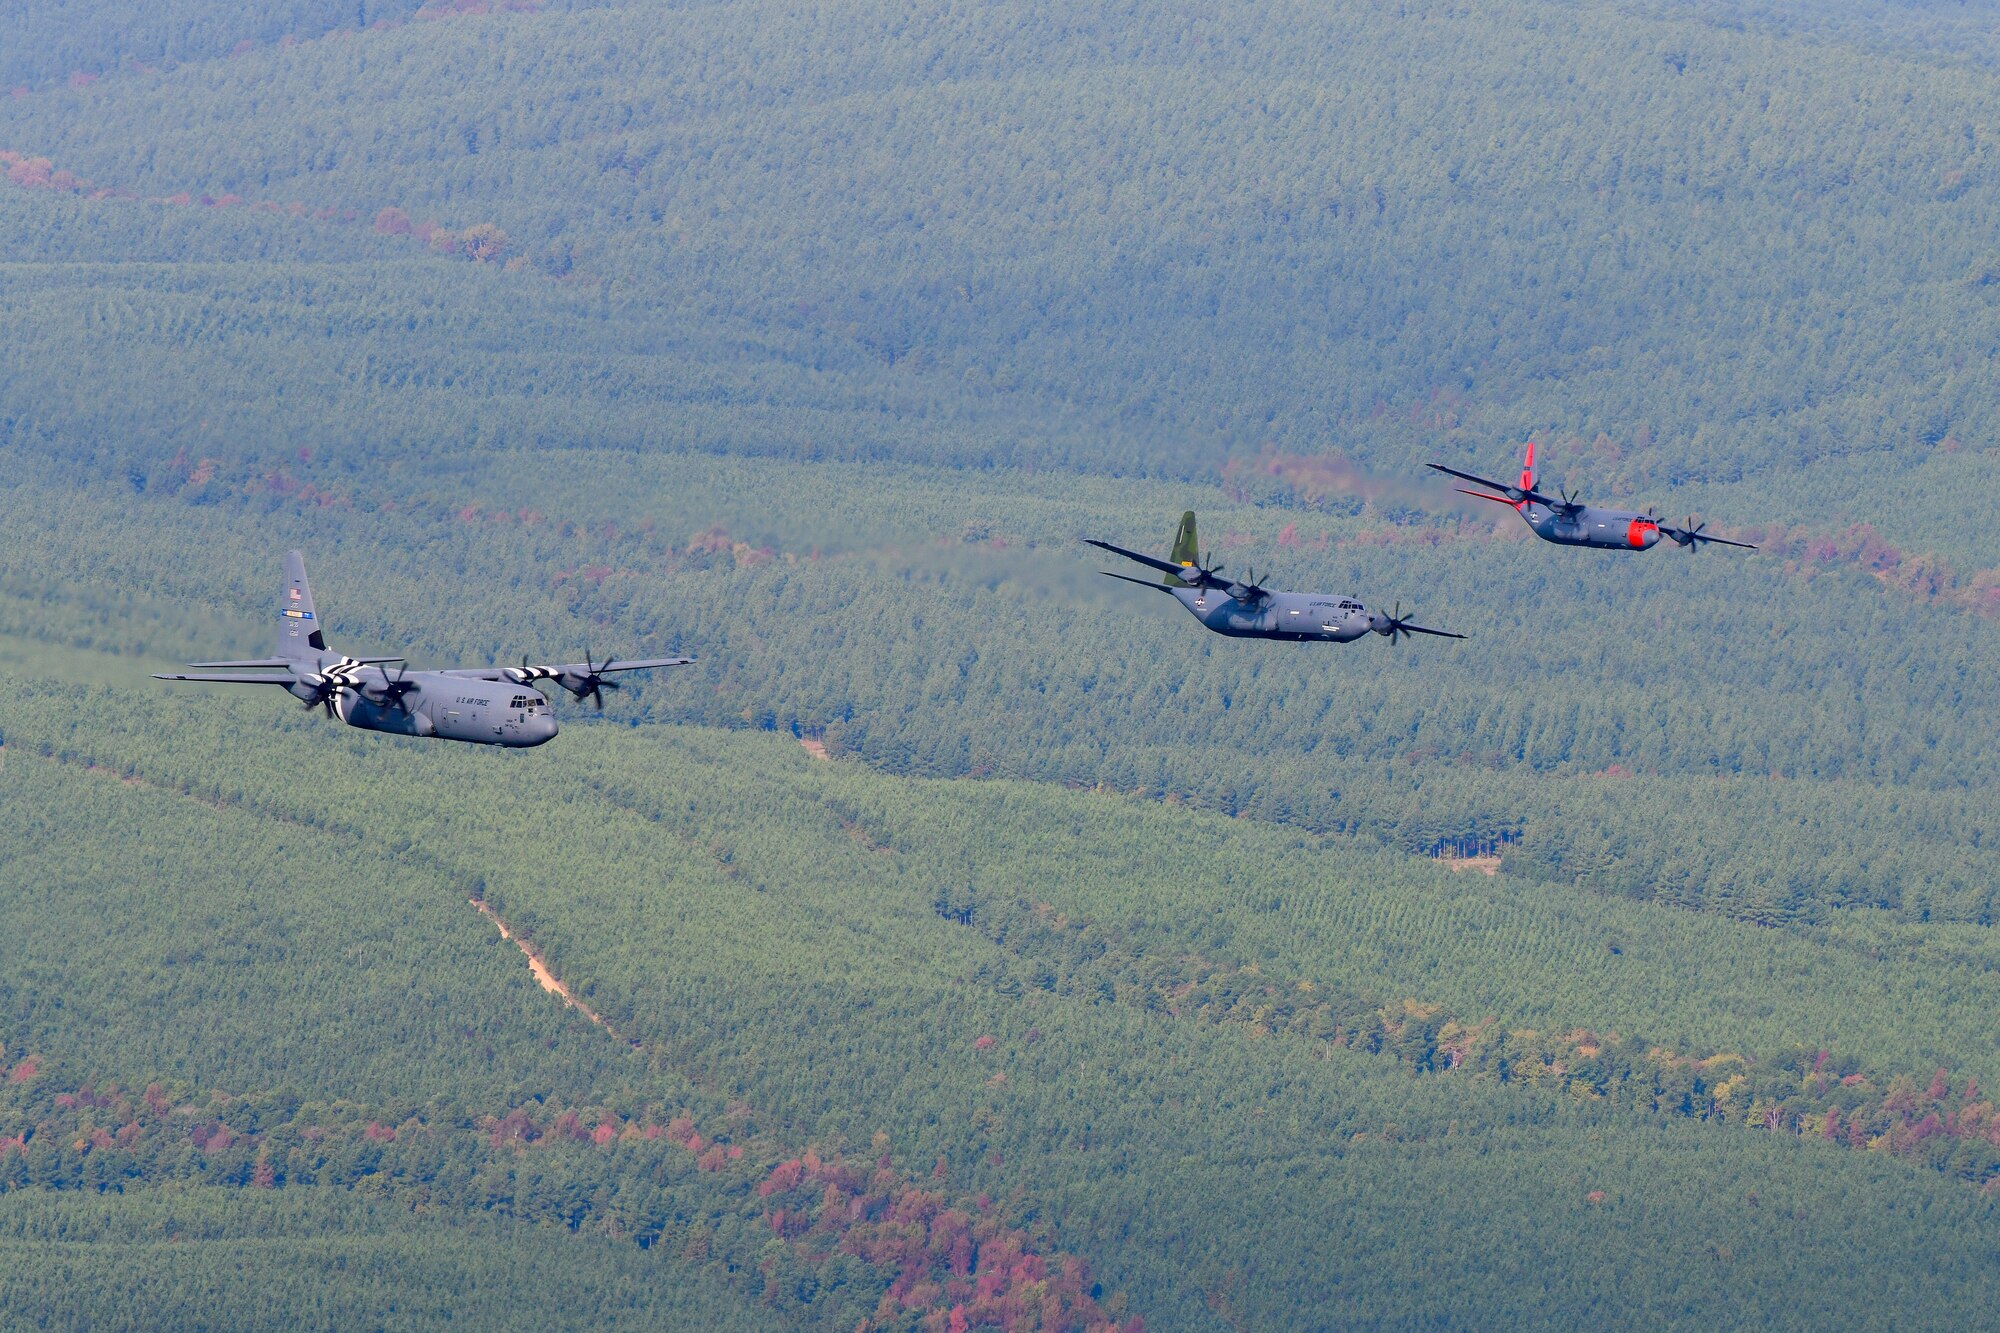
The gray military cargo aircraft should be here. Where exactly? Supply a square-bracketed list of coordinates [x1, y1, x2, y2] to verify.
[1427, 442, 1755, 553]
[1086, 513, 1464, 644]
[155, 552, 690, 747]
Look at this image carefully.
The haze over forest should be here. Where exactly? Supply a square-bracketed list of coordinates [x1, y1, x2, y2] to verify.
[3, 2, 1998, 1328]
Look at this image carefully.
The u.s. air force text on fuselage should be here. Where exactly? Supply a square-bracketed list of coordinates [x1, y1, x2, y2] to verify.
[154, 551, 691, 748]
[1086, 512, 1464, 646]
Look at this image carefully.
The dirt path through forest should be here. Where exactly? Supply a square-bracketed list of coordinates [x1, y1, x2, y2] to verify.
[468, 898, 625, 1036]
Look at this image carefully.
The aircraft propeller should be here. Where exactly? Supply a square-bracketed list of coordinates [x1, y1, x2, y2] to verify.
[581, 648, 623, 711]
[1224, 564, 1272, 600]
[369, 660, 419, 712]
[1659, 515, 1755, 551]
[1175, 549, 1232, 592]
[1384, 601, 1410, 645]
[298, 659, 417, 716]
[1228, 564, 1271, 604]
[563, 646, 623, 711]
[508, 648, 628, 709]
[296, 671, 339, 718]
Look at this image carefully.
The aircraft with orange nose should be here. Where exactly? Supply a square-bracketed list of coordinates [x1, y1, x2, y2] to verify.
[1427, 443, 1755, 554]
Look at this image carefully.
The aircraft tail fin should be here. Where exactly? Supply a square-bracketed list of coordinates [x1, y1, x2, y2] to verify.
[1166, 511, 1199, 586]
[275, 550, 328, 661]
[1520, 441, 1538, 493]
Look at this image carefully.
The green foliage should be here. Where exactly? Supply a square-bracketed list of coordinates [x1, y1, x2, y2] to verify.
[953, 894, 2000, 1188]
[11, 0, 2000, 500]
[5, 461, 1999, 940]
[0, 1188, 768, 1333]
[7, 635, 2000, 1326]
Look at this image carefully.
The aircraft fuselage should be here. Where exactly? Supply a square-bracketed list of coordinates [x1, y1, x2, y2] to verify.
[1519, 502, 1662, 550]
[157, 550, 693, 746]
[287, 655, 558, 747]
[1168, 586, 1386, 641]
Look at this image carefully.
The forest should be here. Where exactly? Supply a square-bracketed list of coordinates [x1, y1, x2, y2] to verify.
[3, 0, 1999, 1327]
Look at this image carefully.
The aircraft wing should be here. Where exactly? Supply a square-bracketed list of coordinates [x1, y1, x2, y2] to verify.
[1100, 571, 1177, 595]
[1665, 526, 1757, 550]
[186, 656, 400, 669]
[559, 656, 694, 674]
[1084, 538, 1188, 579]
[446, 657, 694, 682]
[1426, 463, 1558, 508]
[154, 672, 299, 685]
[1392, 621, 1466, 640]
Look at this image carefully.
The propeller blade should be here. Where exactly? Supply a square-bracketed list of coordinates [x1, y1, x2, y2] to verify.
[388, 660, 416, 710]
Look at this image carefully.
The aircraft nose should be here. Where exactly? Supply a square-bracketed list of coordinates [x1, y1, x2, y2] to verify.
[532, 715, 559, 746]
